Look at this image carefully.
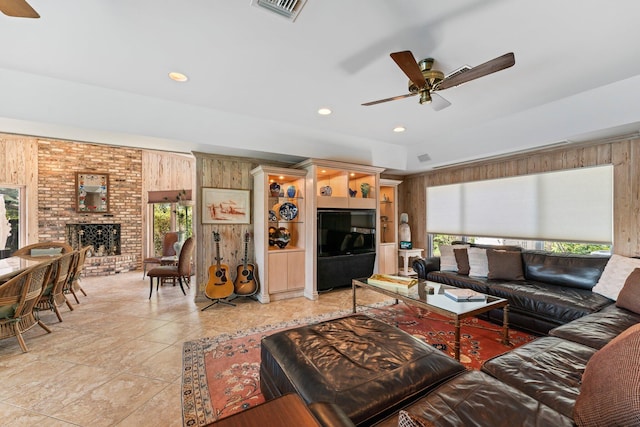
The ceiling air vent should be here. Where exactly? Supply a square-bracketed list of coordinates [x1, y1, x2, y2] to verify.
[251, 0, 308, 22]
[441, 65, 472, 88]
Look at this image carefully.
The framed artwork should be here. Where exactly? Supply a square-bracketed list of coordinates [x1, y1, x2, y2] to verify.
[201, 188, 250, 224]
[76, 172, 109, 213]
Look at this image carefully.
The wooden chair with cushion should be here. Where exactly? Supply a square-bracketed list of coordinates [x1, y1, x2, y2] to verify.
[35, 251, 76, 322]
[147, 237, 194, 298]
[13, 241, 73, 260]
[64, 245, 91, 303]
[143, 232, 179, 278]
[0, 259, 56, 352]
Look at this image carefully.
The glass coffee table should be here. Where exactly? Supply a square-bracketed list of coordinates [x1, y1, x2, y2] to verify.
[352, 277, 510, 361]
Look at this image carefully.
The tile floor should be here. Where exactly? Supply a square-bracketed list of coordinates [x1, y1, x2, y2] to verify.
[0, 271, 390, 426]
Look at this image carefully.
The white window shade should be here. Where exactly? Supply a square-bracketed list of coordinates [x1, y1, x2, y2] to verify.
[426, 165, 613, 244]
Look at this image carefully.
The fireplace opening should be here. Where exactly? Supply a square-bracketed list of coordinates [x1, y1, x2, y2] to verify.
[66, 223, 121, 256]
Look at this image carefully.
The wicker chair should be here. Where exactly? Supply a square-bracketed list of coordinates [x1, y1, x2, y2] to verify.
[147, 237, 194, 298]
[64, 245, 91, 304]
[143, 232, 179, 278]
[12, 241, 73, 260]
[0, 259, 56, 352]
[35, 251, 75, 322]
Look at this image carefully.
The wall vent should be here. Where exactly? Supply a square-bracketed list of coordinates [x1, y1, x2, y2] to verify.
[251, 0, 308, 22]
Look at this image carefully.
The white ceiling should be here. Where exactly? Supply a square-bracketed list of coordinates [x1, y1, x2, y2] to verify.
[2, 0, 640, 174]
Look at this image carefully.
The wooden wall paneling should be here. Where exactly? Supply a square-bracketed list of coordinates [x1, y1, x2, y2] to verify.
[0, 135, 39, 244]
[194, 153, 263, 300]
[141, 150, 195, 262]
[398, 138, 640, 259]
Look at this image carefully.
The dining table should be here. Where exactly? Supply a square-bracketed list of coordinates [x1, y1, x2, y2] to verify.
[0, 256, 45, 282]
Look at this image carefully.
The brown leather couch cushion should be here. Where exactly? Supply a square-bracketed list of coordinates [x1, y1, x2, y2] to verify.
[549, 304, 640, 349]
[482, 336, 596, 418]
[374, 371, 574, 427]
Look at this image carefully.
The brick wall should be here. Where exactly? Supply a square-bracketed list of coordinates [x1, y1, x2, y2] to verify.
[37, 139, 142, 274]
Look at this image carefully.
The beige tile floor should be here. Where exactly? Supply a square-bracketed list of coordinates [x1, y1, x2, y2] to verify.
[0, 271, 390, 426]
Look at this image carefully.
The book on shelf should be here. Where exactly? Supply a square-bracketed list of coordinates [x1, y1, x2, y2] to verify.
[367, 274, 418, 288]
[444, 288, 486, 302]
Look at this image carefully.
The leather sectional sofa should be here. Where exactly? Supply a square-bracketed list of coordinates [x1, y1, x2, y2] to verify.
[373, 303, 640, 426]
[255, 246, 640, 426]
[413, 244, 613, 335]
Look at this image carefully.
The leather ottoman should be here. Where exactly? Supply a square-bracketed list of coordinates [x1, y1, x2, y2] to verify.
[260, 314, 465, 426]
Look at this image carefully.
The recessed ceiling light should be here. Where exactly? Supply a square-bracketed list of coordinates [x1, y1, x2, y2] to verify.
[168, 72, 189, 82]
[317, 107, 332, 116]
[393, 126, 406, 133]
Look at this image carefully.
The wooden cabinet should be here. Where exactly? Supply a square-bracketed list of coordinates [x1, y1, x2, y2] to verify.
[378, 179, 402, 274]
[251, 166, 307, 302]
[268, 251, 305, 293]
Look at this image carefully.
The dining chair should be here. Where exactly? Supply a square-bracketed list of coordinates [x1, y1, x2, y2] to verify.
[142, 232, 179, 278]
[64, 245, 91, 303]
[35, 251, 75, 322]
[0, 258, 56, 352]
[147, 237, 194, 298]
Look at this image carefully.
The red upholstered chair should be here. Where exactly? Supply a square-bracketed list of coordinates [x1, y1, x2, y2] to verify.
[143, 232, 179, 278]
[147, 237, 194, 298]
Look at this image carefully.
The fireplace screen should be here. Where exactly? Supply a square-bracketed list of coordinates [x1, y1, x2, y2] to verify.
[66, 223, 121, 256]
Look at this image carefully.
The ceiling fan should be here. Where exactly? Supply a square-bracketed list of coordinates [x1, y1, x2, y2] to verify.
[0, 0, 40, 18]
[362, 51, 515, 111]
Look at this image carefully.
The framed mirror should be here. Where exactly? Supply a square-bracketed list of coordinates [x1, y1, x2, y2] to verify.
[76, 172, 109, 213]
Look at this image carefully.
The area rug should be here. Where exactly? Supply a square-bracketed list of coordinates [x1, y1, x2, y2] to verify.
[181, 304, 537, 426]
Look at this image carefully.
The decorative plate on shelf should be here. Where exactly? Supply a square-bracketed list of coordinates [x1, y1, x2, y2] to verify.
[279, 202, 298, 221]
[269, 210, 277, 222]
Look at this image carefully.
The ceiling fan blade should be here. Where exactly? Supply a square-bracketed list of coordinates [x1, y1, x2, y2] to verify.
[390, 51, 427, 88]
[437, 52, 515, 90]
[430, 93, 451, 111]
[0, 0, 40, 18]
[362, 92, 417, 106]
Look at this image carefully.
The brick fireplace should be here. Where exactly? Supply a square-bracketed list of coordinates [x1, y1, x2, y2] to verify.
[35, 140, 143, 277]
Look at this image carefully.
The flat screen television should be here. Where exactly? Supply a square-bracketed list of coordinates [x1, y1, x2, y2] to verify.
[317, 209, 376, 257]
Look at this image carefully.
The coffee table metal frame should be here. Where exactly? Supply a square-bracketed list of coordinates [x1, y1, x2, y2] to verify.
[352, 278, 510, 361]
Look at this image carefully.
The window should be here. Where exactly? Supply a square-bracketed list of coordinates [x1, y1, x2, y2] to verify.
[150, 202, 193, 256]
[0, 187, 21, 256]
[147, 190, 193, 257]
[426, 165, 613, 245]
[429, 234, 611, 257]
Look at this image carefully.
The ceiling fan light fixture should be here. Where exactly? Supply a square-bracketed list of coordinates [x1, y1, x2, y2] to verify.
[168, 72, 189, 82]
[419, 91, 432, 104]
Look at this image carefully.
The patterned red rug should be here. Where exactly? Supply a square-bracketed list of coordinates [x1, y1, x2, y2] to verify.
[181, 304, 537, 426]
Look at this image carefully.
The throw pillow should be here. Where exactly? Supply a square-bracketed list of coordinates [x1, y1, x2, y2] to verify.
[592, 254, 640, 300]
[487, 249, 525, 280]
[454, 248, 470, 275]
[573, 323, 640, 426]
[468, 248, 489, 277]
[30, 247, 63, 256]
[615, 268, 640, 314]
[439, 244, 469, 272]
[398, 410, 434, 427]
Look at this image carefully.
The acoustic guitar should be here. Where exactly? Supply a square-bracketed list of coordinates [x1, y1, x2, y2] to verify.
[233, 232, 258, 296]
[204, 231, 234, 300]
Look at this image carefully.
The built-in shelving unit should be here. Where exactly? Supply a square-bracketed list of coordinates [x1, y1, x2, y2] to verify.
[251, 165, 308, 303]
[378, 178, 402, 274]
